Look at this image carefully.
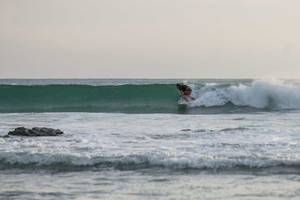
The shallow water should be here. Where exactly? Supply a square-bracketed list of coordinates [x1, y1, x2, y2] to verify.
[1, 170, 300, 200]
[0, 112, 300, 199]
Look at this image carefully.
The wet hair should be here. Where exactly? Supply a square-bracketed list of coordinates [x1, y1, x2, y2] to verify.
[176, 83, 191, 92]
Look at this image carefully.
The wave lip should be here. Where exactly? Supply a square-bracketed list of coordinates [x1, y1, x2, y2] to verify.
[0, 152, 300, 173]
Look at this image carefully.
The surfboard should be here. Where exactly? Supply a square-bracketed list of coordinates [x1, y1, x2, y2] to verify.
[177, 97, 189, 111]
[178, 98, 188, 105]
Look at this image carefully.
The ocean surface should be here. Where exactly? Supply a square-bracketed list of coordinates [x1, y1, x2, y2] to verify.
[0, 79, 300, 200]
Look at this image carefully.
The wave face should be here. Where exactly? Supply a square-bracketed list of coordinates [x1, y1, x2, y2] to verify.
[1, 80, 300, 113]
[0, 84, 178, 113]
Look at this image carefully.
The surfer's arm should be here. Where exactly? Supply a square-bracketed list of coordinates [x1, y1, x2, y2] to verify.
[182, 95, 195, 101]
[182, 96, 188, 101]
[181, 96, 191, 102]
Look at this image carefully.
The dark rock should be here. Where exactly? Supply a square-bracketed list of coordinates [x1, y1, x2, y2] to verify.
[8, 127, 63, 137]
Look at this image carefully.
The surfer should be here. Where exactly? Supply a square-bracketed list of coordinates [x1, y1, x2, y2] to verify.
[176, 83, 195, 102]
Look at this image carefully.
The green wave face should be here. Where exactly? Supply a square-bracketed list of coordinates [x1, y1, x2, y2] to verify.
[0, 84, 180, 113]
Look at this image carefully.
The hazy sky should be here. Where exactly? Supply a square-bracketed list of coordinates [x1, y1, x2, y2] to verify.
[1, 0, 300, 78]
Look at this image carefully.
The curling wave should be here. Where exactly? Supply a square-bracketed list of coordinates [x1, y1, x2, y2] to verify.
[0, 80, 300, 113]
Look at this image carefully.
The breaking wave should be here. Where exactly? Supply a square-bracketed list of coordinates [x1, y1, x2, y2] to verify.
[0, 152, 299, 172]
[191, 80, 300, 109]
[0, 80, 300, 113]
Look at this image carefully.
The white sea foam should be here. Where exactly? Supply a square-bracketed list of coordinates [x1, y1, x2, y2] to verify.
[0, 151, 299, 170]
[0, 112, 300, 172]
[191, 80, 300, 109]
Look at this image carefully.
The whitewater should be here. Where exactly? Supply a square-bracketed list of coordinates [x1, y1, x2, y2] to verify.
[0, 79, 300, 200]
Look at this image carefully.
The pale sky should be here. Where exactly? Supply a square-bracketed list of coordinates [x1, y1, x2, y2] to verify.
[1, 0, 300, 78]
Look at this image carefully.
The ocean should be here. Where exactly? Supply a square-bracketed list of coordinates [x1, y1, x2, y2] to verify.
[0, 79, 300, 200]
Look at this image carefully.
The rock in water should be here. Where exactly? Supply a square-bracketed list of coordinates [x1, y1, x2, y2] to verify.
[8, 127, 63, 137]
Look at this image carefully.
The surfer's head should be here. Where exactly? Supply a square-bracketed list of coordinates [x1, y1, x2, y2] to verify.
[176, 83, 192, 96]
[176, 83, 192, 92]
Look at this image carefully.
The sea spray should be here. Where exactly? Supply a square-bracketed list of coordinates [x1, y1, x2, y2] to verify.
[191, 80, 300, 109]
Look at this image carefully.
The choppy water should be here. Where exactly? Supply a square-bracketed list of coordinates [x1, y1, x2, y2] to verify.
[0, 79, 300, 199]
